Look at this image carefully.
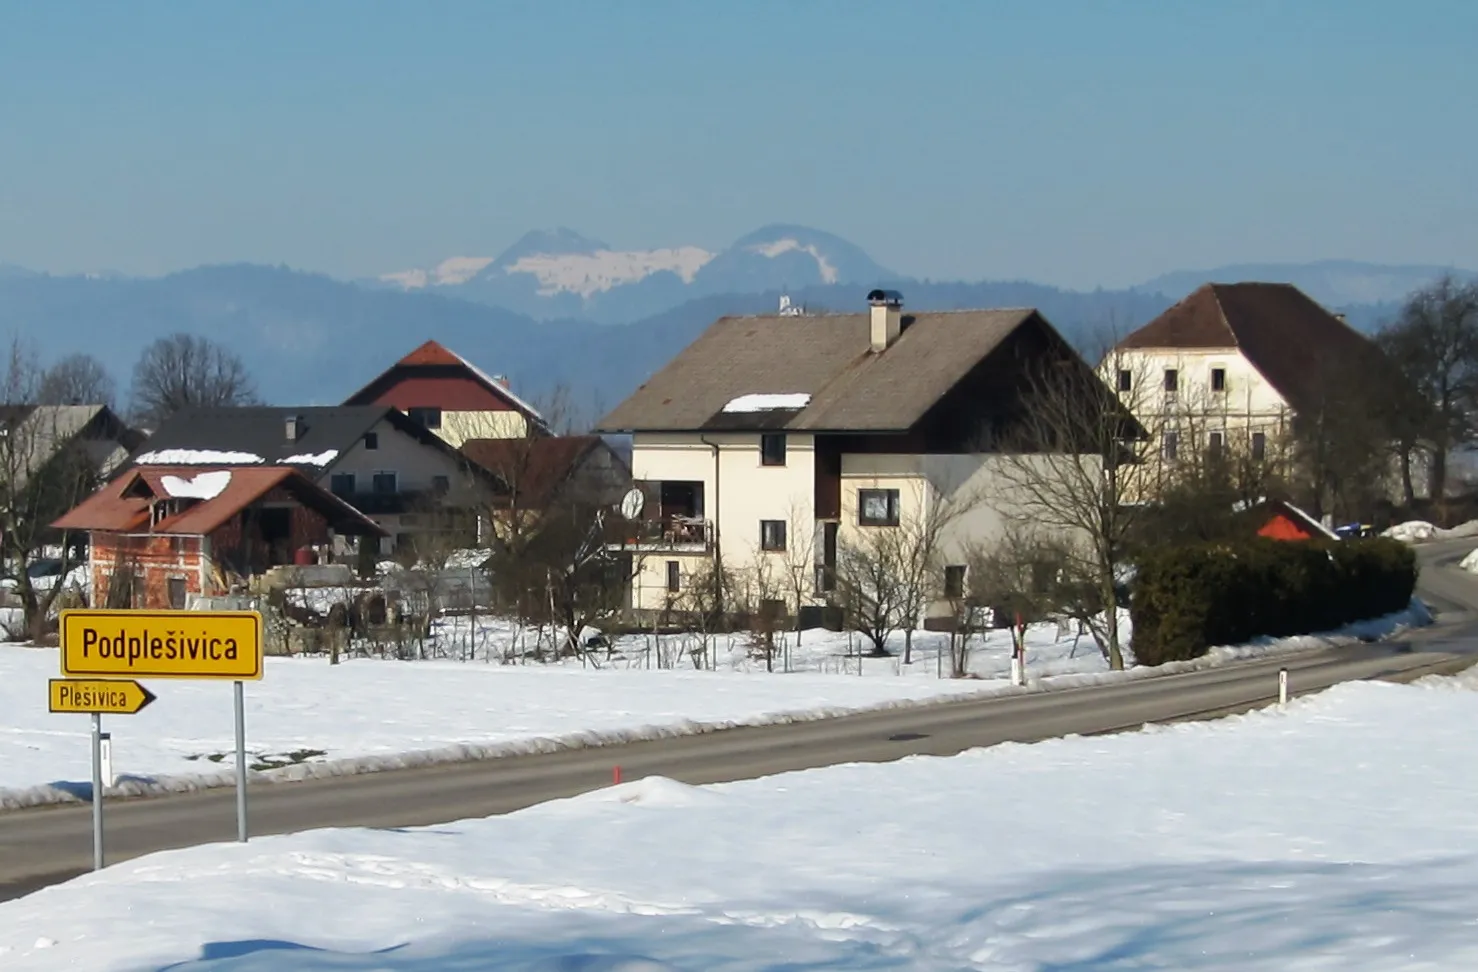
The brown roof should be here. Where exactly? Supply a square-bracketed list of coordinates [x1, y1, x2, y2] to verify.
[1116, 283, 1389, 412]
[596, 308, 1041, 433]
[396, 340, 462, 367]
[53, 466, 387, 537]
[461, 435, 604, 507]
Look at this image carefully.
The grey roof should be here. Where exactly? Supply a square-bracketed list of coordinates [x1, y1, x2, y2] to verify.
[0, 405, 139, 487]
[597, 308, 1041, 433]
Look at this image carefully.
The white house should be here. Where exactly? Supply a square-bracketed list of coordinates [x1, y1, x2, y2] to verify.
[597, 290, 1110, 620]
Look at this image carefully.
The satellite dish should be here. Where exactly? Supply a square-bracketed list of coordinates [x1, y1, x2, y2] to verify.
[619, 487, 644, 519]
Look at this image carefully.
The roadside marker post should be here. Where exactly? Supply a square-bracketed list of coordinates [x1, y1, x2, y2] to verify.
[1279, 668, 1289, 706]
[56, 608, 264, 869]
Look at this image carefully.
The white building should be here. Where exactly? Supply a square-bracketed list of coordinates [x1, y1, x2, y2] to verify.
[597, 290, 1109, 620]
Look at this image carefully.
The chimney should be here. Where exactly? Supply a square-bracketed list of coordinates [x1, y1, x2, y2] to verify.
[285, 414, 303, 442]
[868, 289, 903, 353]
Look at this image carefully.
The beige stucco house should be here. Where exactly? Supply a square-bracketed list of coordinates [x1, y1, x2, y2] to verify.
[1107, 282, 1420, 505]
[597, 290, 1110, 621]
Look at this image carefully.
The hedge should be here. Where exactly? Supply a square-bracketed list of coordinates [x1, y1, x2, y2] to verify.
[1129, 537, 1417, 666]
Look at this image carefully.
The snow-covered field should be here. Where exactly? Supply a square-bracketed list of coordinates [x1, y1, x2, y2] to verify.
[5, 664, 1478, 969]
[0, 605, 1431, 810]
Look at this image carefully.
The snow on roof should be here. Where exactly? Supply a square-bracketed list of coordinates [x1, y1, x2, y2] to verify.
[279, 450, 339, 465]
[159, 470, 232, 500]
[721, 393, 812, 413]
[136, 448, 265, 465]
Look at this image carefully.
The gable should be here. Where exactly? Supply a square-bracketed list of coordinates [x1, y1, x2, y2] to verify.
[352, 369, 517, 412]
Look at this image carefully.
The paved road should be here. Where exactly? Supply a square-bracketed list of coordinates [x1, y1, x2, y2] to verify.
[3, 621, 1475, 902]
[3, 539, 1476, 902]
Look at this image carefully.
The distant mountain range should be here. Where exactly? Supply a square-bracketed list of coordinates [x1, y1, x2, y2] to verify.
[0, 225, 1471, 419]
[371, 224, 897, 324]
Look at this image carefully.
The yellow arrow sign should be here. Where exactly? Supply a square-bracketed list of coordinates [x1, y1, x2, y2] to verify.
[49, 678, 157, 715]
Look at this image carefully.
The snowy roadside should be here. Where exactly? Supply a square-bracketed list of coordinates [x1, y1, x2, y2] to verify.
[0, 601, 1432, 811]
[3, 647, 1478, 970]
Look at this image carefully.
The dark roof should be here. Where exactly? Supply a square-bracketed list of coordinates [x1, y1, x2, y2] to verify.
[461, 435, 606, 508]
[53, 466, 386, 537]
[128, 406, 465, 475]
[596, 308, 1043, 433]
[1116, 283, 1392, 413]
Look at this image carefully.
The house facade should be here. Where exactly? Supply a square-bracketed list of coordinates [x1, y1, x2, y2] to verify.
[52, 466, 385, 609]
[598, 290, 1108, 620]
[1107, 282, 1403, 484]
[343, 340, 548, 446]
[130, 406, 496, 557]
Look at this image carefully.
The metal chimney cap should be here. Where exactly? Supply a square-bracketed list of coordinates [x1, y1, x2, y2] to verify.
[867, 288, 903, 307]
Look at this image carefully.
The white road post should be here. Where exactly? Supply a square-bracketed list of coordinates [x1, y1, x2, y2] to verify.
[90, 713, 104, 871]
[1278, 668, 1289, 706]
[99, 730, 114, 788]
[234, 679, 248, 842]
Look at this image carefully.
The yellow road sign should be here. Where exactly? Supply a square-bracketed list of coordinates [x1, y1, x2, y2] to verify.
[60, 610, 264, 681]
[49, 678, 157, 715]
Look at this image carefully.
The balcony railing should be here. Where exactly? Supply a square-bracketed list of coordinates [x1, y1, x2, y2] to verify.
[617, 516, 714, 551]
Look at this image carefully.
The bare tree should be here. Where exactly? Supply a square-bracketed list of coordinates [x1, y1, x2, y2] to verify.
[0, 340, 104, 638]
[985, 343, 1154, 671]
[837, 527, 907, 657]
[38, 353, 117, 408]
[129, 333, 259, 427]
[1376, 276, 1478, 507]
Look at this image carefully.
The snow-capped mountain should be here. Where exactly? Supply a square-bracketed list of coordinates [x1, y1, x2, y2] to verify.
[376, 224, 896, 323]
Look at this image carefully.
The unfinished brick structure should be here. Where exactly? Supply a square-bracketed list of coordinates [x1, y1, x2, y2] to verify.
[54, 466, 385, 610]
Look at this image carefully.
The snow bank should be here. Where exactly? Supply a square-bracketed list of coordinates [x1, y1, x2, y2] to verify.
[721, 392, 811, 412]
[0, 602, 1430, 811]
[1463, 549, 1478, 573]
[134, 448, 264, 465]
[1384, 518, 1478, 543]
[6, 667, 1478, 969]
[159, 470, 231, 500]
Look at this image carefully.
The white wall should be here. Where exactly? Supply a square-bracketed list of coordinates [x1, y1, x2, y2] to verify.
[439, 410, 528, 447]
[630, 431, 816, 612]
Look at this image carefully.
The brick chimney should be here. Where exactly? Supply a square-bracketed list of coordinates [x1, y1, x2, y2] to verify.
[868, 289, 903, 353]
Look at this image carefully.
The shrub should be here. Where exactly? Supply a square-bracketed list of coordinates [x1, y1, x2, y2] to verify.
[1130, 537, 1417, 666]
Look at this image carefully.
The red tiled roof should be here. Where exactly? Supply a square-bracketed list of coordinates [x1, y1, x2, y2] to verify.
[396, 340, 463, 367]
[53, 466, 385, 537]
[1116, 283, 1393, 413]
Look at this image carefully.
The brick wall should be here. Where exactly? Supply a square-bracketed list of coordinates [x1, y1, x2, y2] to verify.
[90, 533, 206, 610]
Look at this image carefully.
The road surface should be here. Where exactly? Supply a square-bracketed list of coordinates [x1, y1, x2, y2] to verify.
[3, 539, 1477, 902]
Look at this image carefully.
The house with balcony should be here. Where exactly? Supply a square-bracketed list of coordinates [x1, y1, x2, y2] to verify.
[343, 340, 549, 447]
[596, 290, 1113, 620]
[126, 406, 498, 558]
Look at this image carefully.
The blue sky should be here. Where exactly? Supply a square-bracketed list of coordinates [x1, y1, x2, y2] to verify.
[1, 0, 1473, 288]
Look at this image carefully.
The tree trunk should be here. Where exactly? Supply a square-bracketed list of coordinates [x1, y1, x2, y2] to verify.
[1431, 449, 1449, 515]
[1103, 578, 1124, 671]
[1399, 447, 1416, 508]
[903, 625, 914, 665]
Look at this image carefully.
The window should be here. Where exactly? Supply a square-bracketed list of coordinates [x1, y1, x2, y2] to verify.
[1117, 369, 1132, 392]
[1163, 369, 1179, 393]
[364, 432, 379, 450]
[944, 565, 966, 599]
[858, 488, 901, 526]
[760, 519, 787, 552]
[666, 560, 681, 593]
[330, 473, 356, 497]
[760, 433, 787, 467]
[1208, 431, 1224, 457]
[372, 471, 398, 494]
[407, 407, 442, 429]
[1162, 431, 1179, 462]
[1251, 431, 1267, 461]
[431, 475, 450, 494]
[1211, 368, 1227, 392]
[167, 577, 187, 609]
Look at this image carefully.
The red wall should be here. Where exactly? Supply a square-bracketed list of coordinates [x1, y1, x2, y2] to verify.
[369, 375, 513, 412]
[1257, 514, 1314, 542]
[90, 533, 206, 609]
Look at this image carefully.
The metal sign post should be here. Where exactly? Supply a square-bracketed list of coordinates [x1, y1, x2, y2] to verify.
[90, 713, 104, 871]
[234, 679, 248, 842]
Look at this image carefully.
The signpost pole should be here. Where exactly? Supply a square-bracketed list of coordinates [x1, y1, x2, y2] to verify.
[234, 679, 248, 842]
[90, 712, 104, 871]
